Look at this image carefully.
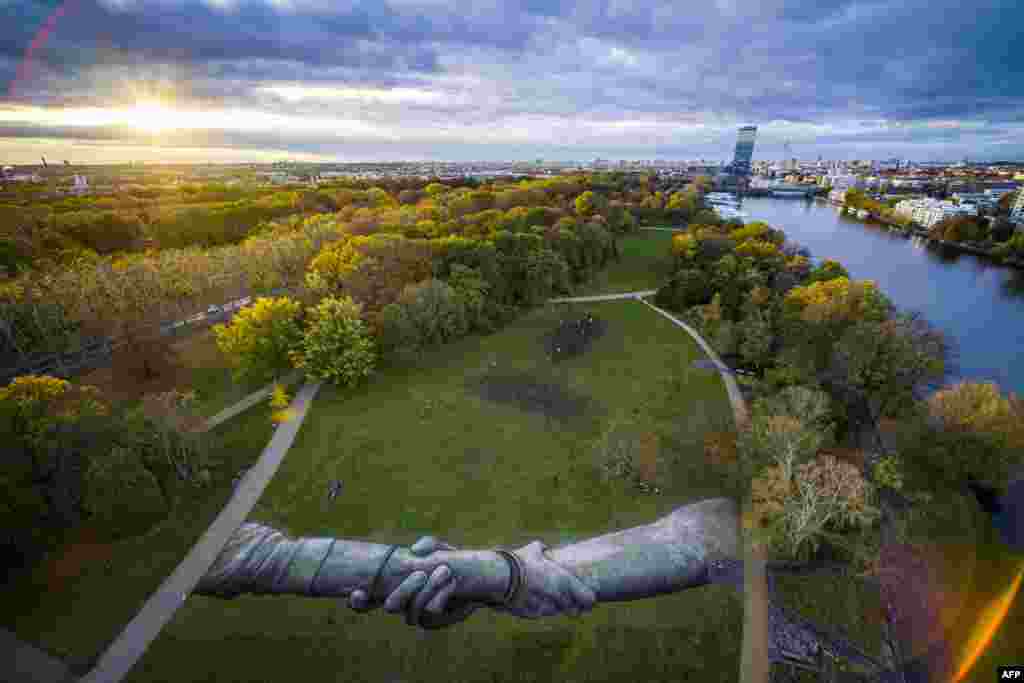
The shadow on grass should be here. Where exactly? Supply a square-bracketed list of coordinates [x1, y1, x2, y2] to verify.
[470, 370, 595, 423]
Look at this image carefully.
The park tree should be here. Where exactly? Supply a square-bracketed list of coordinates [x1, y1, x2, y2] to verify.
[306, 234, 433, 314]
[822, 313, 947, 438]
[446, 264, 490, 331]
[290, 296, 376, 388]
[377, 279, 467, 358]
[750, 454, 879, 563]
[997, 191, 1018, 215]
[740, 387, 833, 475]
[737, 308, 774, 370]
[655, 268, 714, 311]
[895, 382, 1024, 492]
[990, 217, 1016, 243]
[213, 296, 304, 384]
[691, 208, 721, 226]
[0, 376, 113, 557]
[424, 182, 449, 197]
[806, 259, 849, 283]
[928, 215, 987, 242]
[574, 191, 602, 217]
[83, 443, 167, 537]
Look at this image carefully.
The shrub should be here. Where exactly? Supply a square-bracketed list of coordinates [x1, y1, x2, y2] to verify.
[269, 383, 296, 424]
[734, 239, 781, 260]
[737, 309, 773, 368]
[139, 389, 208, 482]
[739, 394, 831, 482]
[873, 454, 904, 491]
[0, 375, 108, 447]
[807, 259, 849, 283]
[704, 430, 739, 466]
[446, 264, 491, 331]
[290, 296, 376, 388]
[83, 444, 167, 536]
[752, 455, 879, 562]
[655, 268, 713, 310]
[213, 296, 304, 384]
[596, 419, 660, 492]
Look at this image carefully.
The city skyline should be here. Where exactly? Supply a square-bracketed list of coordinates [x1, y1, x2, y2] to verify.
[1, 0, 1021, 164]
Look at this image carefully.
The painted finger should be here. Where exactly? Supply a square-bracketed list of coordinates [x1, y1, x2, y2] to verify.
[424, 577, 459, 614]
[348, 589, 371, 612]
[409, 536, 438, 555]
[383, 571, 428, 614]
[568, 578, 597, 612]
[407, 565, 452, 627]
[410, 536, 457, 555]
[534, 598, 561, 618]
[549, 582, 574, 613]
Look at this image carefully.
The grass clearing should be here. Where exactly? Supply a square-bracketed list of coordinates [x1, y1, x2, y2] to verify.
[576, 230, 676, 295]
[131, 300, 741, 683]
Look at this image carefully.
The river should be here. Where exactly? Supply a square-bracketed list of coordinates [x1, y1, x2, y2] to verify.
[738, 196, 1024, 396]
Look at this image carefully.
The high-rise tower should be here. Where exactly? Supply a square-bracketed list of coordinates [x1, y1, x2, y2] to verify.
[731, 126, 757, 176]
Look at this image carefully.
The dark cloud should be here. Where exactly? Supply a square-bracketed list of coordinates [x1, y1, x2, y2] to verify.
[0, 0, 1021, 160]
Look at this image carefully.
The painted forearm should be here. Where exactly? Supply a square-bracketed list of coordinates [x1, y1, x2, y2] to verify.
[195, 498, 739, 606]
[194, 523, 509, 603]
[545, 498, 740, 601]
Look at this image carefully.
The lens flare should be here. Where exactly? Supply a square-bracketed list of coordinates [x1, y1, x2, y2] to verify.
[952, 562, 1024, 683]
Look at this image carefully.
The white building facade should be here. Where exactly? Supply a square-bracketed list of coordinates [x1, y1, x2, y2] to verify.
[1011, 191, 1024, 225]
[894, 198, 978, 228]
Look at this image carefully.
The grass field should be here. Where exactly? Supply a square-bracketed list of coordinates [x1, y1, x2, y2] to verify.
[129, 299, 742, 683]
[575, 230, 676, 295]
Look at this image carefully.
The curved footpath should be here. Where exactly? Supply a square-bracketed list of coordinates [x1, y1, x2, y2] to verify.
[26, 289, 760, 683]
[551, 291, 762, 682]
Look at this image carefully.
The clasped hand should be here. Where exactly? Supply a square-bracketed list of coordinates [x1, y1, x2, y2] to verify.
[348, 536, 596, 629]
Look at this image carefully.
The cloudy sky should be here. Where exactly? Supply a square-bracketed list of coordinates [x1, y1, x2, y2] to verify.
[1, 0, 1021, 163]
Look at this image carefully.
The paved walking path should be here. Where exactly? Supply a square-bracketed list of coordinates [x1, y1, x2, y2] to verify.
[550, 291, 761, 683]
[80, 381, 323, 683]
[640, 226, 687, 232]
[548, 290, 656, 303]
[0, 628, 75, 683]
[201, 369, 305, 433]
[637, 299, 750, 429]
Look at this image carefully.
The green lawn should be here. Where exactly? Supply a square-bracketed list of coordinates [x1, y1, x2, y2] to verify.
[0, 405, 277, 673]
[130, 300, 742, 683]
[575, 231, 677, 295]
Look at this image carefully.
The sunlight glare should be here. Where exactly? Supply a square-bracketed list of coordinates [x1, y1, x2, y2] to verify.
[952, 563, 1024, 683]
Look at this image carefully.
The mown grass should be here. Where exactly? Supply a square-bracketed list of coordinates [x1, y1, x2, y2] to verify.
[0, 404, 277, 673]
[575, 231, 676, 295]
[130, 300, 742, 683]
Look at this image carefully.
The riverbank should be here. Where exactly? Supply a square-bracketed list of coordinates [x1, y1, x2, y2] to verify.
[818, 197, 1024, 270]
[740, 196, 1024, 395]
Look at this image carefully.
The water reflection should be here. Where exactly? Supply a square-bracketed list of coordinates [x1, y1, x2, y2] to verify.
[739, 197, 1024, 395]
